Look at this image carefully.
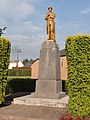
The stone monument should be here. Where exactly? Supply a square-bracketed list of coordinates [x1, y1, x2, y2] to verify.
[31, 7, 65, 99]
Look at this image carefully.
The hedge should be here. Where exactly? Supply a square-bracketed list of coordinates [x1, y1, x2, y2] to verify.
[0, 37, 11, 104]
[65, 34, 90, 117]
[8, 69, 31, 76]
[6, 78, 36, 94]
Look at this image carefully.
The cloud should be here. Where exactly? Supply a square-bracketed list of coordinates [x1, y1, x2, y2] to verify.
[81, 8, 90, 14]
[0, 0, 36, 25]
[23, 22, 43, 31]
[6, 30, 46, 60]
[9, 34, 30, 42]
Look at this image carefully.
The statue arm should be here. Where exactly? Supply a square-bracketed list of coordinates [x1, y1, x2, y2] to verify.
[45, 13, 48, 20]
[45, 16, 47, 20]
[49, 13, 56, 19]
[45, 13, 51, 20]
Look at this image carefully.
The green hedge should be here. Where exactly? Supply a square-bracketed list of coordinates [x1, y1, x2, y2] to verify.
[65, 34, 90, 117]
[6, 78, 36, 94]
[0, 37, 11, 104]
[8, 69, 31, 76]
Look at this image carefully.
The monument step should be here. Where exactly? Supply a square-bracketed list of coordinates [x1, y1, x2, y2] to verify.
[13, 95, 69, 108]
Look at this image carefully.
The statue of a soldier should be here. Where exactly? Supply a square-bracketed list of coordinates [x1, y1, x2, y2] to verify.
[45, 6, 56, 41]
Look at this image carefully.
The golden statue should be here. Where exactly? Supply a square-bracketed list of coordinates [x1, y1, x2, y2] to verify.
[45, 6, 56, 41]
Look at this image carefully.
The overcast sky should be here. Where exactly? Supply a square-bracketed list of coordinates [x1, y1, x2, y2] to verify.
[0, 0, 90, 61]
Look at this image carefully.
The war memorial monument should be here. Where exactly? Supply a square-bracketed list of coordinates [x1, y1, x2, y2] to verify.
[31, 6, 65, 99]
[14, 7, 67, 107]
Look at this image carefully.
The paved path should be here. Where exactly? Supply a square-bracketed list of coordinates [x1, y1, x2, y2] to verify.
[0, 104, 67, 120]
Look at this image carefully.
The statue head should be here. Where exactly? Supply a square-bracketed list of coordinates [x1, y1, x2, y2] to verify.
[48, 6, 53, 12]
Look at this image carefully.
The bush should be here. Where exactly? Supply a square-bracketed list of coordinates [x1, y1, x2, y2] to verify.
[65, 34, 90, 117]
[6, 78, 36, 94]
[8, 69, 31, 76]
[0, 37, 11, 104]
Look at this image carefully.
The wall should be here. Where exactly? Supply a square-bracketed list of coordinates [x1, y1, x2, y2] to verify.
[60, 56, 67, 80]
[31, 59, 39, 79]
[31, 56, 67, 80]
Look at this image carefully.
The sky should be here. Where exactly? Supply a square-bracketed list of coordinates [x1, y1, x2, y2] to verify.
[0, 0, 90, 61]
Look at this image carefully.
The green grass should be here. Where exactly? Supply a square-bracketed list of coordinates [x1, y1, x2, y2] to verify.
[7, 76, 31, 79]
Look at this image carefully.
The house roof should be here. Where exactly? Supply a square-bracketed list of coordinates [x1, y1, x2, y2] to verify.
[60, 49, 66, 57]
[32, 58, 39, 64]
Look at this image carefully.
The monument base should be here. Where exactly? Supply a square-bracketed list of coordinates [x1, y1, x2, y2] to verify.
[31, 80, 66, 99]
[13, 95, 69, 108]
[31, 40, 66, 99]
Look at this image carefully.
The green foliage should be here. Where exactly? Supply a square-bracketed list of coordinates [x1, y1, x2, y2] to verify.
[65, 34, 90, 117]
[0, 37, 11, 104]
[22, 58, 29, 65]
[6, 78, 36, 94]
[22, 59, 34, 66]
[8, 69, 31, 76]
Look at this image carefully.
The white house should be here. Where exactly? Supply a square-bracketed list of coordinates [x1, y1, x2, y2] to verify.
[8, 61, 24, 69]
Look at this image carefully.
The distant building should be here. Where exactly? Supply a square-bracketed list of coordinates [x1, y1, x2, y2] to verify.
[31, 49, 67, 80]
[8, 61, 24, 69]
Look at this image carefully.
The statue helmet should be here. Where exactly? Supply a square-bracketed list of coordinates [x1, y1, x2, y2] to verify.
[48, 6, 53, 10]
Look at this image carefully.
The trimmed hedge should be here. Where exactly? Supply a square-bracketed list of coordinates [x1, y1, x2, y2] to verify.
[8, 69, 31, 76]
[6, 78, 36, 94]
[65, 34, 90, 117]
[0, 37, 11, 104]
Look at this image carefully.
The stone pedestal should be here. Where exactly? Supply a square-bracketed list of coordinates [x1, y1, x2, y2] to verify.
[31, 40, 65, 99]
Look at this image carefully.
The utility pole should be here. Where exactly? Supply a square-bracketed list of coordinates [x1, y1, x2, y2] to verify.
[16, 49, 21, 68]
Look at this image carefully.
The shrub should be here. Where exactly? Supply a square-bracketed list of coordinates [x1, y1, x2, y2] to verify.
[6, 78, 36, 94]
[8, 69, 31, 76]
[0, 37, 11, 104]
[65, 34, 90, 117]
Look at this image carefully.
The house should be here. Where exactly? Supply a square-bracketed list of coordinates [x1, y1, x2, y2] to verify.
[8, 61, 24, 69]
[31, 49, 67, 80]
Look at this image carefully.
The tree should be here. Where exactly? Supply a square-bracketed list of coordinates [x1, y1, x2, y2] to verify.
[22, 59, 29, 65]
